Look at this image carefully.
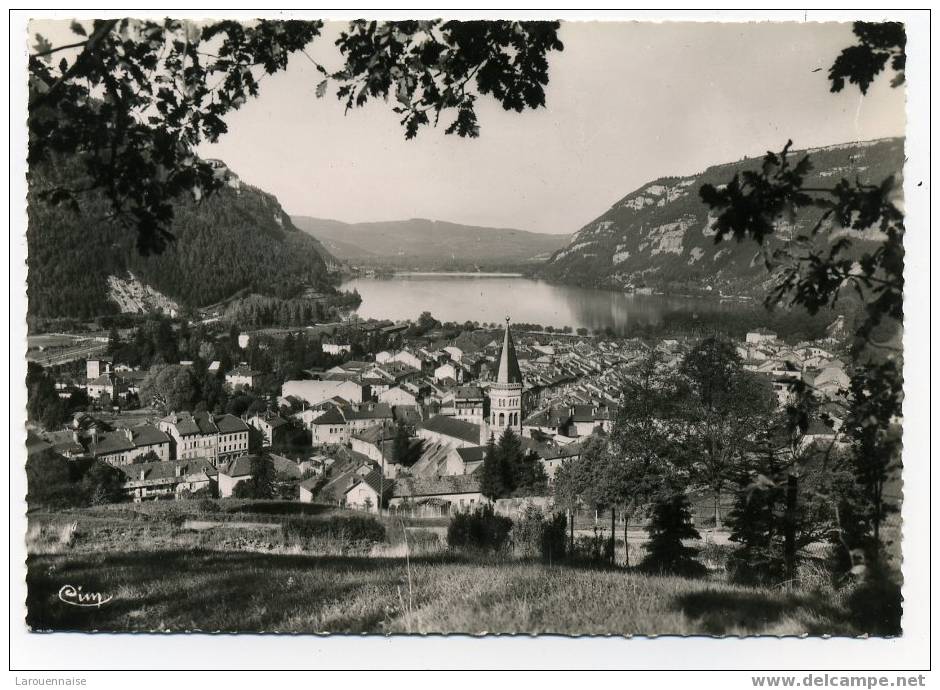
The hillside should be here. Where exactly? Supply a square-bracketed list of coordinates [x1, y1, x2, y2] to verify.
[26, 158, 339, 321]
[292, 217, 569, 270]
[539, 138, 905, 295]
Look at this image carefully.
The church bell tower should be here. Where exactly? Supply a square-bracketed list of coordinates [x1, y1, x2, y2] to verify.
[487, 317, 523, 437]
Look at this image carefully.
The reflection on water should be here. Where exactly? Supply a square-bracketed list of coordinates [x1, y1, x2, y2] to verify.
[340, 274, 735, 335]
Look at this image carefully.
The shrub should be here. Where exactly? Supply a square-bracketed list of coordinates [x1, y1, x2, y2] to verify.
[197, 498, 220, 514]
[571, 526, 611, 564]
[510, 506, 568, 562]
[447, 505, 512, 553]
[403, 528, 442, 553]
[512, 505, 546, 559]
[282, 515, 386, 546]
[541, 511, 568, 563]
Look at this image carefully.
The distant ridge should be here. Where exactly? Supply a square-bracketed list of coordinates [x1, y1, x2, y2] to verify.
[291, 216, 570, 269]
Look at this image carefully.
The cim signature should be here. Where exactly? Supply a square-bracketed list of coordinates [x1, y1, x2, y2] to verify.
[58, 584, 113, 608]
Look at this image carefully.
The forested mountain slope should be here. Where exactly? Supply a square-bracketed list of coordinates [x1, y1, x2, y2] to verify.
[27, 158, 337, 321]
[540, 138, 905, 295]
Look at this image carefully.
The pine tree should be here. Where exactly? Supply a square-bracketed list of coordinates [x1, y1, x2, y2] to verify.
[479, 434, 505, 500]
[726, 462, 788, 585]
[392, 423, 413, 466]
[639, 492, 706, 577]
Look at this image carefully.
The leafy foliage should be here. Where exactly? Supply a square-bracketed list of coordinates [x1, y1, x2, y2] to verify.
[680, 337, 776, 528]
[139, 364, 198, 413]
[829, 22, 906, 93]
[698, 22, 905, 584]
[325, 20, 562, 139]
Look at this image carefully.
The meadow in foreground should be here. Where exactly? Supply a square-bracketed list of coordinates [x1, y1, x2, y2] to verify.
[25, 502, 860, 636]
[26, 549, 855, 636]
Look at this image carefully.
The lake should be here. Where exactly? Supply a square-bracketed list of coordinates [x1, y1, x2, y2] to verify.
[339, 274, 740, 335]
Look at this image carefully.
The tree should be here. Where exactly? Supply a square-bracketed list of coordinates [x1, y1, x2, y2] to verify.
[478, 429, 547, 500]
[698, 21, 905, 583]
[106, 327, 122, 355]
[232, 456, 276, 499]
[81, 460, 126, 505]
[391, 422, 420, 467]
[639, 491, 706, 577]
[28, 19, 562, 253]
[726, 390, 842, 586]
[554, 351, 693, 565]
[139, 364, 197, 413]
[479, 433, 509, 500]
[26, 362, 68, 430]
[26, 449, 85, 509]
[680, 337, 776, 529]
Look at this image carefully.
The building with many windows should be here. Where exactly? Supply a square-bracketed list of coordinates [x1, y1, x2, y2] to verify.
[158, 411, 250, 467]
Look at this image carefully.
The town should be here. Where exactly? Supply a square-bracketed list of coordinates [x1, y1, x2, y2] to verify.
[26, 310, 851, 517]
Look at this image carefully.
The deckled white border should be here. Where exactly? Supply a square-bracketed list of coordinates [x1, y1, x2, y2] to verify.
[5, 6, 932, 677]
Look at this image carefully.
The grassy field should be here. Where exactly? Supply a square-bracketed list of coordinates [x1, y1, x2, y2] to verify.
[26, 549, 858, 635]
[24, 501, 870, 636]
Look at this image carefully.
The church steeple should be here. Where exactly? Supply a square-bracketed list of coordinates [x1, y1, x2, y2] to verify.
[496, 316, 522, 384]
[486, 316, 523, 437]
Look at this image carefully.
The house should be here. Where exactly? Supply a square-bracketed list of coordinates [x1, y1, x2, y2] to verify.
[416, 415, 484, 449]
[322, 341, 352, 356]
[225, 364, 260, 390]
[805, 365, 851, 398]
[217, 455, 256, 498]
[268, 453, 303, 481]
[281, 379, 366, 407]
[307, 403, 394, 446]
[433, 362, 460, 383]
[409, 441, 472, 478]
[451, 385, 485, 425]
[248, 412, 290, 447]
[86, 356, 113, 380]
[85, 372, 128, 402]
[455, 446, 487, 474]
[389, 349, 424, 371]
[442, 345, 464, 362]
[158, 412, 250, 466]
[119, 458, 217, 502]
[300, 454, 382, 506]
[388, 475, 488, 517]
[87, 424, 172, 466]
[298, 475, 321, 503]
[379, 386, 418, 407]
[343, 468, 386, 513]
[39, 430, 86, 459]
[746, 328, 779, 345]
[350, 424, 396, 464]
[309, 406, 350, 445]
[522, 404, 617, 439]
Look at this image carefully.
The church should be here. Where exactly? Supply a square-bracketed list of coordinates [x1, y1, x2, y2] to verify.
[484, 316, 524, 439]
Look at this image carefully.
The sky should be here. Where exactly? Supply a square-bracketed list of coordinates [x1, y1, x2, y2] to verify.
[34, 20, 908, 235]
